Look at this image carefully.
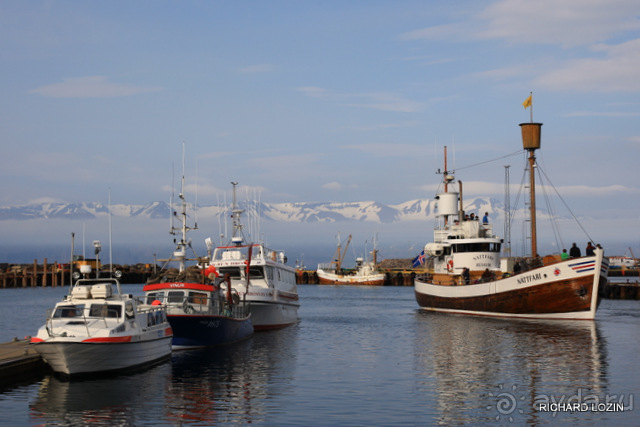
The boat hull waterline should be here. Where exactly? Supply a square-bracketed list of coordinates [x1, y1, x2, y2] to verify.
[31, 335, 172, 375]
[415, 252, 608, 320]
[316, 271, 385, 286]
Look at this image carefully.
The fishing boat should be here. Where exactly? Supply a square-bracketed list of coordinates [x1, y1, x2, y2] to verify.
[207, 182, 299, 331]
[414, 120, 609, 320]
[143, 168, 253, 349]
[316, 234, 385, 286]
[30, 271, 173, 376]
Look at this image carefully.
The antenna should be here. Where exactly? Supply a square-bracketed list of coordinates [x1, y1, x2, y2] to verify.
[108, 188, 113, 275]
[503, 165, 511, 257]
[194, 158, 199, 228]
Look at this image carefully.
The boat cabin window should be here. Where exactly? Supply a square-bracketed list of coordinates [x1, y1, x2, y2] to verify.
[188, 291, 208, 305]
[146, 291, 165, 305]
[167, 290, 185, 304]
[217, 267, 242, 279]
[248, 267, 264, 279]
[53, 305, 84, 318]
[89, 304, 122, 318]
[453, 242, 501, 253]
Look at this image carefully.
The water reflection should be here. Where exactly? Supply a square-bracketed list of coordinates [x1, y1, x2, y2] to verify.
[29, 326, 299, 425]
[413, 312, 606, 424]
[30, 361, 172, 425]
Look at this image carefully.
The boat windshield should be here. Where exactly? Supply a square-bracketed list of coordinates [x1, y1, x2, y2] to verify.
[88, 304, 122, 319]
[217, 266, 265, 279]
[53, 305, 85, 318]
[146, 291, 165, 305]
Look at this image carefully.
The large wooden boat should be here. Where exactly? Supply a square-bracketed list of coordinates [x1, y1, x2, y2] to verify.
[414, 120, 609, 320]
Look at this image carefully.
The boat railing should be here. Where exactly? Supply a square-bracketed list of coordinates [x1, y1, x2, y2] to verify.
[166, 295, 250, 319]
[317, 263, 335, 271]
[214, 243, 289, 265]
[434, 222, 495, 240]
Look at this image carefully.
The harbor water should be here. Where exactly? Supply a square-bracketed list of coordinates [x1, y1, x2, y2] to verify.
[0, 284, 638, 426]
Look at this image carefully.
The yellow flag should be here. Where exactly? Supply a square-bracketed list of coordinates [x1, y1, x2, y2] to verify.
[522, 94, 532, 109]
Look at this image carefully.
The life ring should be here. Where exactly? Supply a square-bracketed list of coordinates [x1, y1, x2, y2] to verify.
[447, 259, 454, 272]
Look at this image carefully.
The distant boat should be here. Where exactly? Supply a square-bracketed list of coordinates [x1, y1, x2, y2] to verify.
[31, 274, 173, 376]
[414, 120, 609, 320]
[316, 234, 386, 286]
[207, 182, 300, 331]
[143, 158, 253, 349]
[609, 249, 638, 269]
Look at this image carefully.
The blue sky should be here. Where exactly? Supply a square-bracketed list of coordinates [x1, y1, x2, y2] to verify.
[2, 1, 640, 257]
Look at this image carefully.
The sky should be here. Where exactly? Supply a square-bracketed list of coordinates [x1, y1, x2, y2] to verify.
[1, 1, 640, 261]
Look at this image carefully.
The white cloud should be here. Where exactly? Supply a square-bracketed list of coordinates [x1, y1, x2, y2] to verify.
[322, 182, 343, 190]
[477, 0, 640, 47]
[29, 76, 163, 98]
[296, 86, 327, 98]
[534, 39, 640, 92]
[397, 22, 471, 42]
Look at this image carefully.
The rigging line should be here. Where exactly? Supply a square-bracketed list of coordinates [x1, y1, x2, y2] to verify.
[454, 149, 525, 172]
[536, 165, 564, 251]
[536, 163, 596, 244]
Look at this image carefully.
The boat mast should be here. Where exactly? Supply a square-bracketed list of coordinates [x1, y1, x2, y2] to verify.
[170, 145, 197, 272]
[230, 181, 245, 244]
[519, 121, 543, 257]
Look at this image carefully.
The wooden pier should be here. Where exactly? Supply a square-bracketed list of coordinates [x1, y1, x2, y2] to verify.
[0, 259, 154, 288]
[0, 259, 69, 288]
[0, 339, 48, 387]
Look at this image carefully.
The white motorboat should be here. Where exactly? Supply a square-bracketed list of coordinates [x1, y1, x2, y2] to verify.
[208, 183, 299, 330]
[30, 274, 173, 376]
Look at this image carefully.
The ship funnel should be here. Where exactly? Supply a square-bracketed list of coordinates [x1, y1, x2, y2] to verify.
[519, 122, 543, 150]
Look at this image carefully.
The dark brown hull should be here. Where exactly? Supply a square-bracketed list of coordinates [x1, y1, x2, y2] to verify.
[414, 255, 607, 320]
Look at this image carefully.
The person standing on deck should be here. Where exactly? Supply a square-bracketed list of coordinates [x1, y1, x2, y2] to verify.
[585, 242, 595, 256]
[569, 243, 581, 258]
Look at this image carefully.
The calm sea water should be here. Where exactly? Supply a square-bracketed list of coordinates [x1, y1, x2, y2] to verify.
[0, 284, 638, 426]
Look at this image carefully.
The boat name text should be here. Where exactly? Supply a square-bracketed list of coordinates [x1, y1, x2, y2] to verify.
[517, 272, 542, 284]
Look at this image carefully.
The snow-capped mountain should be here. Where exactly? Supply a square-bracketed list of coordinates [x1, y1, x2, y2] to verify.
[0, 198, 504, 223]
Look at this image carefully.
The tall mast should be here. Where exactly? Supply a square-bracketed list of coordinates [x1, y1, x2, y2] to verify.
[519, 122, 543, 257]
[170, 144, 197, 272]
[230, 181, 245, 244]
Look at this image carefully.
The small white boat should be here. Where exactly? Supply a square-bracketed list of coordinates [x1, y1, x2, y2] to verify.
[30, 275, 173, 376]
[208, 183, 299, 330]
[609, 255, 638, 269]
[317, 234, 385, 286]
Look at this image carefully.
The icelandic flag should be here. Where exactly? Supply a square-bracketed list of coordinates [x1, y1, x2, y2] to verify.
[412, 250, 426, 267]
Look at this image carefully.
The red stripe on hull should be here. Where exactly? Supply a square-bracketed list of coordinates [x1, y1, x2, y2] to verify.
[415, 276, 603, 315]
[82, 336, 134, 343]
